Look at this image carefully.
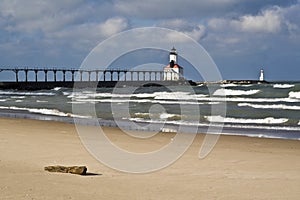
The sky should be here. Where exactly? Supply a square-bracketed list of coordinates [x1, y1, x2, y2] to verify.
[0, 0, 300, 81]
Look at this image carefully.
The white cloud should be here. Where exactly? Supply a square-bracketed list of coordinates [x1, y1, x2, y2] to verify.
[0, 0, 128, 52]
[208, 8, 283, 34]
[49, 17, 128, 51]
[0, 0, 85, 32]
[183, 25, 206, 41]
[159, 19, 206, 41]
[208, 18, 229, 31]
[233, 8, 282, 33]
[98, 17, 128, 37]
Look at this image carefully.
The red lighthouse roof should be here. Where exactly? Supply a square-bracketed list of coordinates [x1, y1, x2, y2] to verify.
[164, 63, 183, 69]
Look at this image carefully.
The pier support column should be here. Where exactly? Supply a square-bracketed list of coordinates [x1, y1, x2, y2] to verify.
[110, 72, 113, 81]
[25, 70, 28, 82]
[130, 72, 133, 81]
[117, 72, 120, 81]
[13, 69, 19, 82]
[103, 71, 106, 81]
[71, 71, 75, 82]
[62, 70, 66, 82]
[96, 71, 99, 81]
[53, 70, 57, 82]
[16, 70, 18, 82]
[79, 71, 82, 81]
[124, 72, 127, 81]
[45, 70, 48, 82]
[34, 70, 38, 82]
[88, 71, 91, 82]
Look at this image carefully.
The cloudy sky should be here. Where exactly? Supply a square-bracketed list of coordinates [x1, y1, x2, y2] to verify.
[0, 0, 300, 81]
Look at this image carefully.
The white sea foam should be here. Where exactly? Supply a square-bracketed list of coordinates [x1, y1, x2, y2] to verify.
[36, 100, 48, 103]
[159, 113, 177, 119]
[0, 106, 90, 118]
[134, 112, 149, 116]
[67, 101, 86, 104]
[68, 90, 300, 104]
[0, 91, 56, 96]
[11, 96, 26, 99]
[0, 99, 7, 102]
[68, 92, 156, 99]
[73, 98, 219, 105]
[220, 84, 252, 87]
[298, 121, 300, 125]
[205, 115, 288, 124]
[273, 84, 294, 89]
[68, 91, 208, 101]
[154, 92, 207, 100]
[126, 117, 300, 131]
[238, 103, 300, 110]
[213, 89, 260, 96]
[52, 87, 62, 91]
[197, 96, 300, 103]
[289, 91, 300, 99]
[63, 91, 71, 96]
[220, 83, 238, 87]
[15, 100, 23, 103]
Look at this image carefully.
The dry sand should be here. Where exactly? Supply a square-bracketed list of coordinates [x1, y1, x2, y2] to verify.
[0, 117, 299, 200]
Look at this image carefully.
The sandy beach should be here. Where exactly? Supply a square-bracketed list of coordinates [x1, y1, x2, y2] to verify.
[0, 117, 299, 200]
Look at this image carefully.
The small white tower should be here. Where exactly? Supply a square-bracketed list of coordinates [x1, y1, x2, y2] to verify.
[169, 47, 177, 64]
[259, 69, 264, 81]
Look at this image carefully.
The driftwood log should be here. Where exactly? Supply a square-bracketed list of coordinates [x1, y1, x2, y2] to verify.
[44, 165, 87, 175]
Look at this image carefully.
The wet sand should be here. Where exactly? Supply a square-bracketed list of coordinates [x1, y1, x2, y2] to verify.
[0, 117, 299, 199]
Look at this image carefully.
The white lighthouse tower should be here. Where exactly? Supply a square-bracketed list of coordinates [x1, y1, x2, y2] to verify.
[163, 47, 183, 81]
[169, 47, 177, 64]
[259, 69, 264, 81]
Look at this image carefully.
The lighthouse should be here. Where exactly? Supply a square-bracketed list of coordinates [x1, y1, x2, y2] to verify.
[169, 47, 177, 63]
[259, 69, 264, 81]
[163, 47, 184, 81]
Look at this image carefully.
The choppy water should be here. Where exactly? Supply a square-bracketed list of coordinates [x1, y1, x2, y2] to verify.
[0, 82, 300, 140]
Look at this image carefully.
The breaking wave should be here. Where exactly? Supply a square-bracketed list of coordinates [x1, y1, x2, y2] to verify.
[133, 112, 181, 120]
[220, 83, 252, 87]
[127, 118, 300, 132]
[289, 91, 300, 99]
[238, 103, 300, 110]
[0, 106, 90, 118]
[68, 91, 208, 101]
[205, 115, 289, 124]
[213, 89, 260, 96]
[0, 90, 56, 96]
[273, 84, 294, 89]
[71, 98, 218, 105]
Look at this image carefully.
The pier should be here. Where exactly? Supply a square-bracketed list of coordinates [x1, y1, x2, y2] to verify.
[0, 68, 165, 82]
[0, 67, 194, 90]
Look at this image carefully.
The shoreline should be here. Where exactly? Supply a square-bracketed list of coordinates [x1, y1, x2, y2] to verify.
[0, 117, 299, 199]
[0, 109, 299, 141]
[1, 111, 300, 141]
